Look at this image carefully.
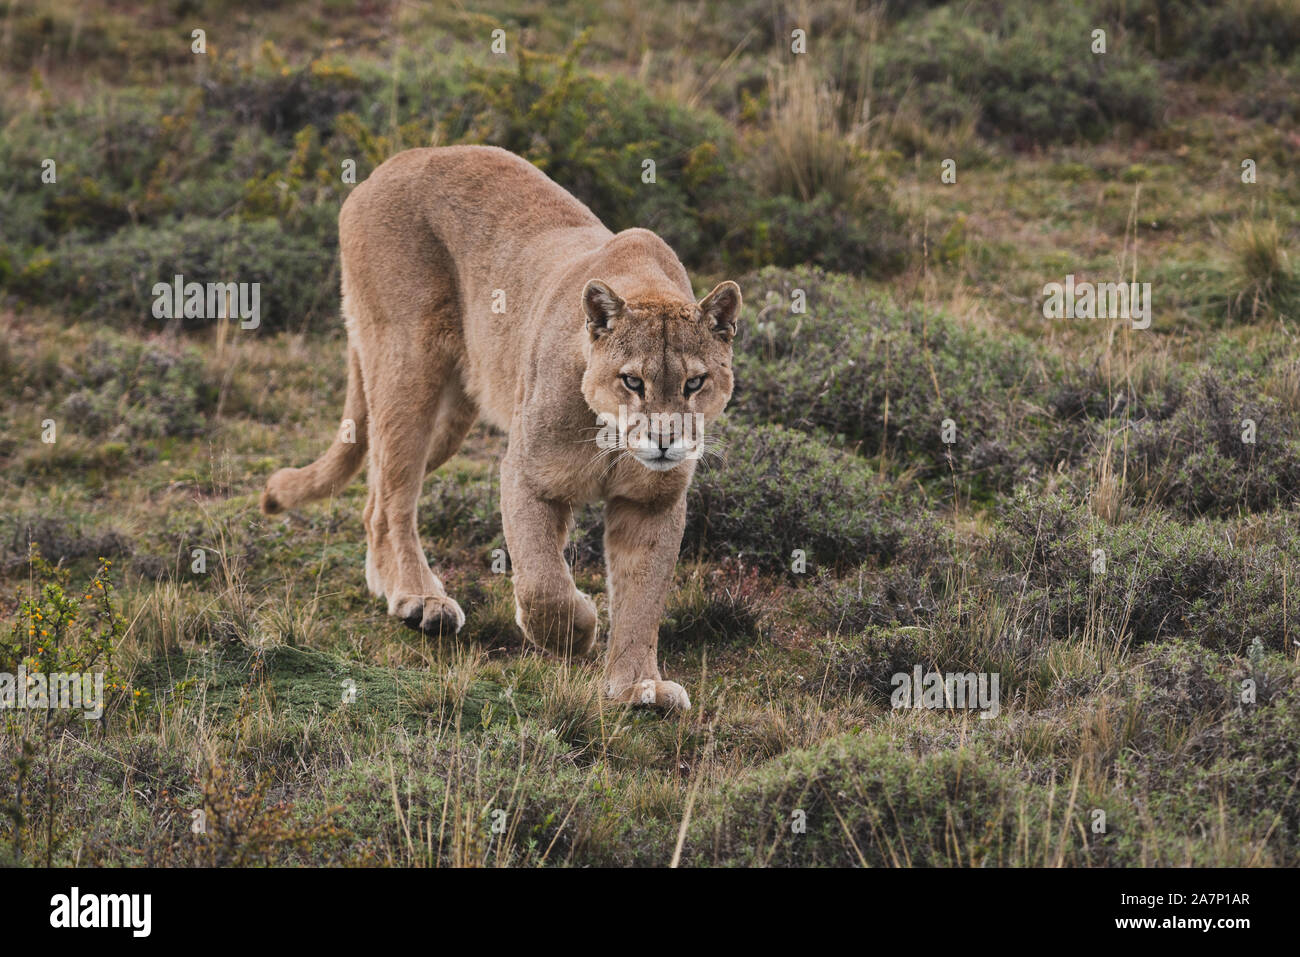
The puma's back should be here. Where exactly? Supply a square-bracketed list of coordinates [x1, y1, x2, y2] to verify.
[338, 145, 695, 430]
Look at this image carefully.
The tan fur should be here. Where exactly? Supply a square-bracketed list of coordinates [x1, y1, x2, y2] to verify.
[260, 145, 740, 710]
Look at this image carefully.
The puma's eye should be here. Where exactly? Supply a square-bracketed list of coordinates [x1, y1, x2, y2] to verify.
[684, 375, 706, 396]
[621, 374, 644, 394]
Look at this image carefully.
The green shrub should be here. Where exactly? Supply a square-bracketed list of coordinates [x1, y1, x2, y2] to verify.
[742, 193, 908, 277]
[1103, 0, 1300, 74]
[204, 59, 377, 139]
[63, 337, 222, 439]
[0, 55, 367, 319]
[814, 625, 930, 701]
[1225, 218, 1297, 321]
[869, 2, 1162, 147]
[0, 2, 183, 79]
[0, 550, 139, 710]
[684, 421, 923, 574]
[731, 267, 1071, 496]
[659, 562, 763, 650]
[1114, 640, 1300, 865]
[439, 36, 746, 270]
[0, 89, 202, 252]
[798, 561, 948, 638]
[317, 720, 673, 866]
[0, 326, 223, 461]
[419, 471, 502, 550]
[1126, 371, 1300, 516]
[438, 38, 908, 275]
[995, 489, 1299, 650]
[39, 218, 337, 330]
[686, 731, 1116, 866]
[4, 518, 133, 573]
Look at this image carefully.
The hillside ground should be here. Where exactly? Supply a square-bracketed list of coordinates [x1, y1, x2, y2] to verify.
[2, 0, 1299, 866]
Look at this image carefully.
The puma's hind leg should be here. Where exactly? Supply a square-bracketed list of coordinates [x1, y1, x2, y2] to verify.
[358, 330, 477, 637]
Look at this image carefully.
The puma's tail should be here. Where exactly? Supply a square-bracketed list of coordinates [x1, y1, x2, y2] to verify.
[261, 344, 368, 514]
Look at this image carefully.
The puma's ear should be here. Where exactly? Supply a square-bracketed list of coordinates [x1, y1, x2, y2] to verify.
[698, 280, 742, 341]
[583, 279, 624, 339]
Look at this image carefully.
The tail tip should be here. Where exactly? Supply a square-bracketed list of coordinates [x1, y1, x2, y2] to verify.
[260, 478, 285, 516]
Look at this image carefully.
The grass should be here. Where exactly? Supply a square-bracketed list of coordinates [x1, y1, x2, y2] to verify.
[1, 0, 1299, 868]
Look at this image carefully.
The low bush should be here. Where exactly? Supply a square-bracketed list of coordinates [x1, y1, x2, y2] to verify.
[1103, 0, 1300, 75]
[1125, 370, 1300, 516]
[684, 421, 923, 574]
[995, 489, 1298, 650]
[687, 731, 1117, 866]
[731, 267, 1073, 496]
[868, 2, 1162, 147]
[39, 218, 337, 331]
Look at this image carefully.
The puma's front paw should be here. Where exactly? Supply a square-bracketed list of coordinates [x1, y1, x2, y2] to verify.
[389, 593, 465, 637]
[515, 587, 598, 657]
[608, 678, 691, 711]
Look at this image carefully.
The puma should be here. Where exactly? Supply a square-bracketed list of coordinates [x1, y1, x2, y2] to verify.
[260, 145, 740, 710]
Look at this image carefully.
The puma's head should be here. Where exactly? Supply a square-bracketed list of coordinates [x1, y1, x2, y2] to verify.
[581, 278, 740, 472]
